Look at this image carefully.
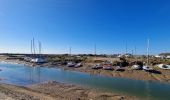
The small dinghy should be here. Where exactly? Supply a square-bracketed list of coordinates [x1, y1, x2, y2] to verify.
[115, 66, 125, 71]
[157, 64, 170, 70]
[143, 66, 153, 71]
[103, 64, 114, 70]
[75, 63, 83, 68]
[132, 65, 142, 70]
[67, 62, 76, 67]
[92, 64, 103, 69]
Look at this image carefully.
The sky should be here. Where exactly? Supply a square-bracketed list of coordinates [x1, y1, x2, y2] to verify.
[0, 0, 170, 54]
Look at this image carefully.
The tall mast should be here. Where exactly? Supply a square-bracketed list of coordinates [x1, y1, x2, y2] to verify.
[38, 41, 42, 58]
[147, 39, 150, 66]
[40, 42, 42, 54]
[33, 38, 36, 55]
[69, 47, 72, 56]
[126, 41, 127, 54]
[94, 44, 96, 60]
[39, 41, 41, 55]
[132, 50, 134, 56]
[31, 40, 33, 54]
[134, 46, 136, 56]
[69, 47, 72, 61]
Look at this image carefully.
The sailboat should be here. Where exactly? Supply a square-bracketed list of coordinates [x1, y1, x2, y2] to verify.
[92, 44, 103, 69]
[67, 47, 76, 67]
[143, 39, 153, 71]
[132, 46, 143, 70]
[102, 54, 114, 70]
[30, 38, 46, 63]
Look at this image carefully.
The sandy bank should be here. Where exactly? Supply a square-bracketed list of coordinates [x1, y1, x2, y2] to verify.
[0, 81, 139, 100]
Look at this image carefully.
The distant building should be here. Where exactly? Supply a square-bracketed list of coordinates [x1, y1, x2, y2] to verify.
[159, 53, 170, 59]
[155, 55, 165, 59]
[166, 56, 170, 59]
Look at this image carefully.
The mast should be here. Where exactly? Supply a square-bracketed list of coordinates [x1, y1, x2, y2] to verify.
[39, 41, 41, 55]
[134, 46, 137, 65]
[147, 39, 150, 66]
[132, 50, 134, 56]
[94, 44, 96, 60]
[69, 47, 72, 56]
[134, 46, 136, 56]
[38, 41, 42, 58]
[31, 40, 33, 55]
[33, 38, 36, 55]
[126, 41, 127, 54]
[69, 47, 72, 61]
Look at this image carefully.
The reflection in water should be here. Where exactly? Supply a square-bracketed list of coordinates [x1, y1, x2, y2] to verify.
[145, 81, 151, 100]
[0, 62, 170, 100]
[29, 67, 41, 83]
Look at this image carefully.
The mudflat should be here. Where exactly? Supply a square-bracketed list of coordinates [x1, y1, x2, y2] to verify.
[0, 81, 139, 100]
[1, 57, 170, 83]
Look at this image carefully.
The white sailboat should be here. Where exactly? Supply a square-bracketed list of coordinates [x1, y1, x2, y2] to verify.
[67, 47, 76, 67]
[143, 39, 152, 71]
[30, 38, 46, 63]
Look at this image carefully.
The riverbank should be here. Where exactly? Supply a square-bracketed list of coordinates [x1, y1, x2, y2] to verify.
[0, 81, 139, 100]
[1, 58, 170, 84]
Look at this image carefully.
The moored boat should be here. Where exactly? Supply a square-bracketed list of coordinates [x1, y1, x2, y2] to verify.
[102, 64, 114, 70]
[92, 64, 103, 69]
[143, 66, 153, 71]
[75, 63, 83, 68]
[115, 66, 125, 71]
[31, 58, 47, 63]
[157, 64, 170, 70]
[132, 65, 142, 70]
[67, 62, 76, 67]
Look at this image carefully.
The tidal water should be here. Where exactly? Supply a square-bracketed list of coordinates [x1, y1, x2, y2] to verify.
[0, 62, 170, 100]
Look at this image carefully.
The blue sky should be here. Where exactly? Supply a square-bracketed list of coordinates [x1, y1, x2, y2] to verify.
[0, 0, 170, 54]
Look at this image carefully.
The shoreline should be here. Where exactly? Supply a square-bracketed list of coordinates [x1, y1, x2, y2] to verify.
[1, 59, 170, 84]
[0, 81, 139, 100]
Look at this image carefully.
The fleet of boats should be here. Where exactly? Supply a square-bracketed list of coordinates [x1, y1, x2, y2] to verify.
[29, 38, 47, 63]
[24, 38, 170, 72]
